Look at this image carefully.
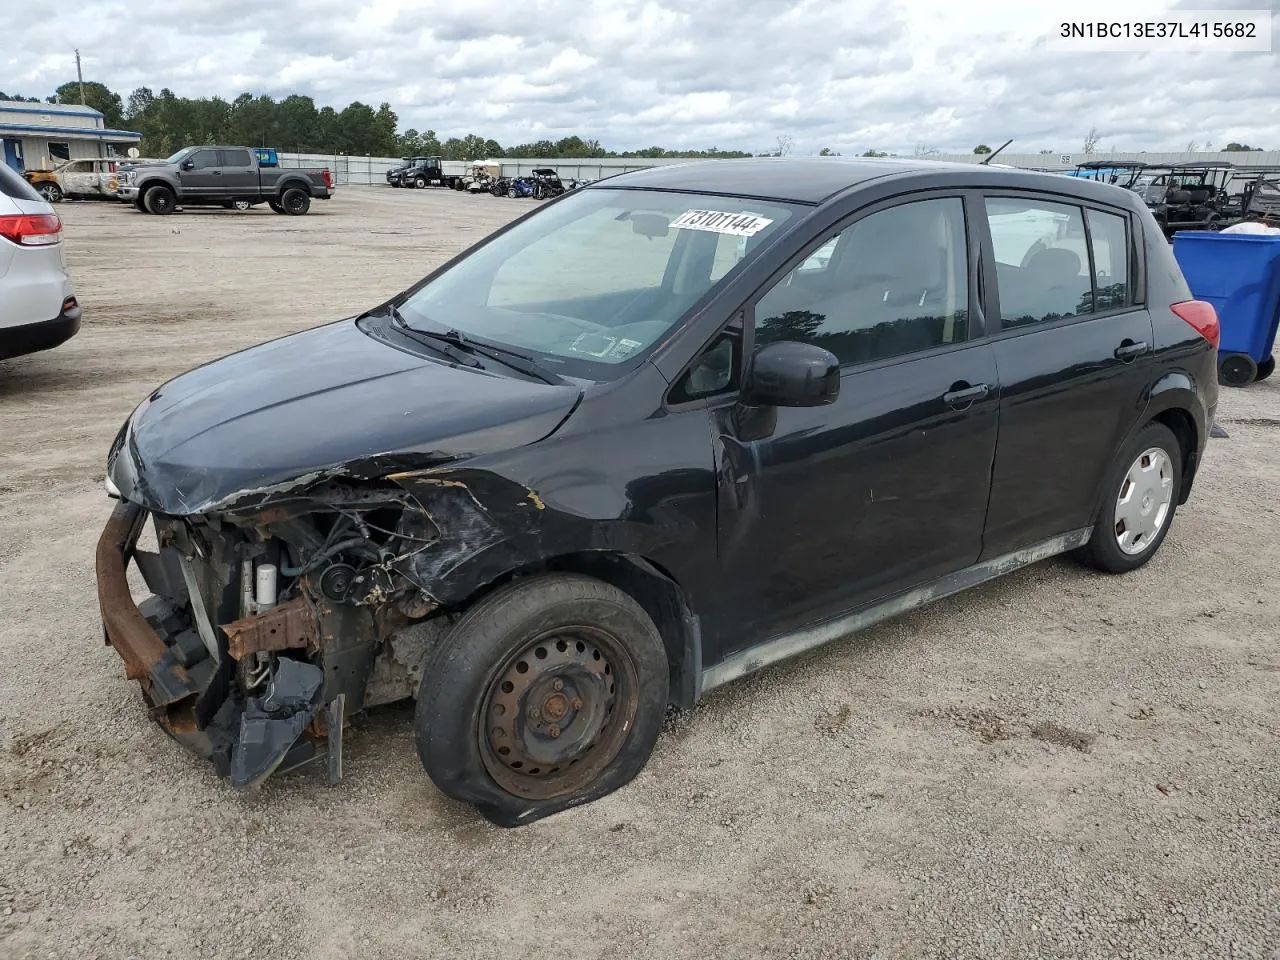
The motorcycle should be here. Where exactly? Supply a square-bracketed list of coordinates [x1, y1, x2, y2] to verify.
[506, 177, 536, 198]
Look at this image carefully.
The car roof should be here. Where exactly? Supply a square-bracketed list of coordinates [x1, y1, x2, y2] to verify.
[594, 157, 1141, 205]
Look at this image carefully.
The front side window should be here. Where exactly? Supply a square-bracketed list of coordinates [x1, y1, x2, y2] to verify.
[985, 198, 1092, 327]
[189, 150, 219, 169]
[753, 197, 969, 366]
[399, 188, 800, 379]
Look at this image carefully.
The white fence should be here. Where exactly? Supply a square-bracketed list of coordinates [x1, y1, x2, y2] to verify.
[278, 150, 1280, 187]
[276, 153, 678, 185]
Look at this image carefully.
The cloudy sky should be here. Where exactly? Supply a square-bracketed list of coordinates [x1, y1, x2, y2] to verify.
[4, 0, 1277, 154]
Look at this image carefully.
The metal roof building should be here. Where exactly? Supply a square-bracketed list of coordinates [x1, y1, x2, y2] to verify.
[0, 100, 142, 173]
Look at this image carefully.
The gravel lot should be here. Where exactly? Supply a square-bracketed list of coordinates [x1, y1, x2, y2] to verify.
[1, 187, 1278, 960]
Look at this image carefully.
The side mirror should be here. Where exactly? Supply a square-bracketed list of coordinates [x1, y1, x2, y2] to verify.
[181, 160, 194, 170]
[741, 341, 840, 407]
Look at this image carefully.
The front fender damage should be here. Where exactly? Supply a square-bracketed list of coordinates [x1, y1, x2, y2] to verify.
[97, 468, 553, 789]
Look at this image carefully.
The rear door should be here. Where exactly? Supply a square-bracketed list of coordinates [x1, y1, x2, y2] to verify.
[219, 149, 257, 194]
[978, 192, 1152, 557]
[179, 149, 223, 198]
[706, 193, 1002, 653]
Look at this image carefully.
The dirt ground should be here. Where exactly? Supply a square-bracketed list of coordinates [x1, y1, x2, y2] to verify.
[1, 187, 1278, 960]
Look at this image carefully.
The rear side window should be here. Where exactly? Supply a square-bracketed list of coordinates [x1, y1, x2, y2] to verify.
[1087, 209, 1130, 309]
[0, 163, 43, 202]
[220, 150, 252, 166]
[986, 198, 1092, 327]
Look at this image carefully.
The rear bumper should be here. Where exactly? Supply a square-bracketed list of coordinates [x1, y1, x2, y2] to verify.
[0, 300, 81, 360]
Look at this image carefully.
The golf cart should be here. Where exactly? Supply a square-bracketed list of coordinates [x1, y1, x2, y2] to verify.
[1069, 160, 1149, 189]
[1134, 162, 1236, 237]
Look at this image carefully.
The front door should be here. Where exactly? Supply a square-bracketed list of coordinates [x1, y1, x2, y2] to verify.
[978, 193, 1154, 557]
[708, 194, 1001, 657]
[179, 148, 223, 198]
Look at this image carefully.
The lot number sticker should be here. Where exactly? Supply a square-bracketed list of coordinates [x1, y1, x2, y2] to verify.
[671, 209, 774, 237]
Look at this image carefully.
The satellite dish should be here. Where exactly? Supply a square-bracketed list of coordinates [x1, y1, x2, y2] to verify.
[128, 147, 139, 159]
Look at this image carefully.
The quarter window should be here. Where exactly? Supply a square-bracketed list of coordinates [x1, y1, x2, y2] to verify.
[985, 198, 1092, 327]
[753, 197, 969, 366]
[1087, 209, 1130, 309]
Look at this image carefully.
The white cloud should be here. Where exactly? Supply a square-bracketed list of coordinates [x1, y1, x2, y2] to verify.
[1, 0, 1276, 153]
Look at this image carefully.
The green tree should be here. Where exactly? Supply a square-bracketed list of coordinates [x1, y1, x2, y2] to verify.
[53, 80, 125, 127]
[0, 91, 41, 102]
[818, 147, 839, 156]
[973, 144, 992, 154]
[1224, 142, 1264, 151]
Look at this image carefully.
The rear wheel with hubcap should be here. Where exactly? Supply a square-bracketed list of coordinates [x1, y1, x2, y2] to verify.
[38, 183, 63, 203]
[414, 573, 669, 826]
[1078, 422, 1181, 574]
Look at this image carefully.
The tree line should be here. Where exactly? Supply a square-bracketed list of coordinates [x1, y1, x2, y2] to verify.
[0, 81, 751, 160]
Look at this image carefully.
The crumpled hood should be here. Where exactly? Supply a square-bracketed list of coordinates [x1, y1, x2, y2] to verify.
[108, 319, 581, 515]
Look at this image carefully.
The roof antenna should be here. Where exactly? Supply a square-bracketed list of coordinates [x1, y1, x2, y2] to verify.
[980, 139, 1013, 165]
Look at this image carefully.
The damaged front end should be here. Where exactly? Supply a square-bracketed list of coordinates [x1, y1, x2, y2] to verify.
[97, 479, 460, 788]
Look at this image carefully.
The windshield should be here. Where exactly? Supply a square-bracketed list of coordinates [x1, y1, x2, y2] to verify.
[163, 147, 195, 164]
[398, 187, 801, 379]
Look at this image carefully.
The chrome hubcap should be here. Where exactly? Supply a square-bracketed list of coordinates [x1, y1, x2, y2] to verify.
[1114, 447, 1173, 555]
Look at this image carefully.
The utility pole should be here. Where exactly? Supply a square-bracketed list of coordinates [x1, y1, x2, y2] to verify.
[75, 49, 86, 105]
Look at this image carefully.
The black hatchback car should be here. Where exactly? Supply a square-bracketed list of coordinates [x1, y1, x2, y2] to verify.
[98, 158, 1220, 826]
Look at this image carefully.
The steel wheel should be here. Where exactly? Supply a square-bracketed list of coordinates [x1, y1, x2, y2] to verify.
[480, 624, 638, 800]
[1114, 447, 1174, 555]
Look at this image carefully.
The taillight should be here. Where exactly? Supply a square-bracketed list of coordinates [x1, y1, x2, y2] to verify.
[322, 169, 333, 189]
[0, 213, 62, 246]
[1171, 300, 1220, 349]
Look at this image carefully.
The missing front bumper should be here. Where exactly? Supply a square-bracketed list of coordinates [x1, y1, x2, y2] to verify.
[95, 500, 338, 787]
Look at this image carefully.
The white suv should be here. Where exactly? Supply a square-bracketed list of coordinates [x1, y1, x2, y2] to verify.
[0, 163, 80, 360]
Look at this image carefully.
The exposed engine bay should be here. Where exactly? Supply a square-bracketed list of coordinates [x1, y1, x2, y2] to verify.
[98, 477, 503, 788]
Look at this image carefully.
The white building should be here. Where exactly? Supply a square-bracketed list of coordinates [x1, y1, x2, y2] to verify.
[0, 100, 142, 173]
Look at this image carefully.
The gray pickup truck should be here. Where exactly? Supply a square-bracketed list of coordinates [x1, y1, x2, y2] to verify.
[117, 146, 333, 215]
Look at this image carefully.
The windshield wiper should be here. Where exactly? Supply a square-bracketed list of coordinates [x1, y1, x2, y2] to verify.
[384, 305, 567, 385]
[431, 328, 568, 386]
[384, 306, 483, 370]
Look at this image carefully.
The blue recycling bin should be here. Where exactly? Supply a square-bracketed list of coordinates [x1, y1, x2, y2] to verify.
[1172, 231, 1280, 386]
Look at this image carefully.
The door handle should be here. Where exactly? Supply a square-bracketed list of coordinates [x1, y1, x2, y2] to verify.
[942, 382, 990, 408]
[211, 170, 222, 176]
[1114, 340, 1149, 361]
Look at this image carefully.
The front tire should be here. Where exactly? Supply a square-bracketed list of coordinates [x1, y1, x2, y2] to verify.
[38, 183, 63, 203]
[414, 573, 669, 827]
[280, 188, 310, 215]
[143, 185, 176, 215]
[230, 199, 252, 211]
[1078, 422, 1181, 574]
[414, 177, 427, 189]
